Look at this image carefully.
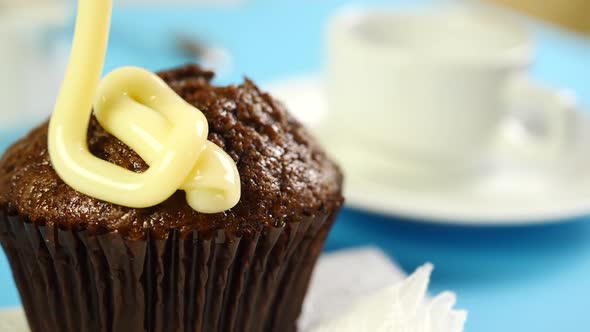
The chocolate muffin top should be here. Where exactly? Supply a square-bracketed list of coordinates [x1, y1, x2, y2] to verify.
[0, 65, 343, 240]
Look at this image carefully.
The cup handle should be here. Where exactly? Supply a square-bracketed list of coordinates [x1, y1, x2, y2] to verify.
[498, 75, 577, 161]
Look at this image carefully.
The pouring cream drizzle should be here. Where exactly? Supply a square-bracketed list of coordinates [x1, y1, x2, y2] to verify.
[48, 0, 240, 213]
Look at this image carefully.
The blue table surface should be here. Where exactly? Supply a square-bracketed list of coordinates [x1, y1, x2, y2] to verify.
[2, 1, 590, 331]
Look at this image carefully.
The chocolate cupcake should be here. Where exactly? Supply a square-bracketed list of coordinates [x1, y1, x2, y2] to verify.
[0, 65, 344, 332]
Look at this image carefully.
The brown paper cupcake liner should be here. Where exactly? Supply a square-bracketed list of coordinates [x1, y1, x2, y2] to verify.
[0, 207, 339, 332]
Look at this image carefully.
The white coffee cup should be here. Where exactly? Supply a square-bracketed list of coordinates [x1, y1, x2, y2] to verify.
[324, 7, 576, 180]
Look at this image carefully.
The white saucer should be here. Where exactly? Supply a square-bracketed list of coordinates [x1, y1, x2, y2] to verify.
[266, 76, 590, 225]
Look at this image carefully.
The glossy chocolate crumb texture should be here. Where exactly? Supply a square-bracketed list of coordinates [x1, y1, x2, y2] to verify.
[0, 65, 344, 241]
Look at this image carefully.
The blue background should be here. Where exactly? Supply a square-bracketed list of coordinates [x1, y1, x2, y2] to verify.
[1, 1, 590, 331]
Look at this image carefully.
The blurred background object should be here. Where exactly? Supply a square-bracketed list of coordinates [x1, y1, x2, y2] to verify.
[486, 0, 590, 35]
[116, 0, 244, 6]
[0, 0, 243, 5]
[0, 0, 60, 6]
[0, 0, 68, 130]
[176, 35, 234, 78]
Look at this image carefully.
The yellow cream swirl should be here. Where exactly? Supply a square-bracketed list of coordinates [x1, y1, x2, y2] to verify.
[48, 0, 240, 213]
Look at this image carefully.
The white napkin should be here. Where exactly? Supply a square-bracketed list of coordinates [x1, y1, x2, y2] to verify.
[299, 247, 406, 330]
[301, 247, 467, 332]
[0, 308, 27, 331]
